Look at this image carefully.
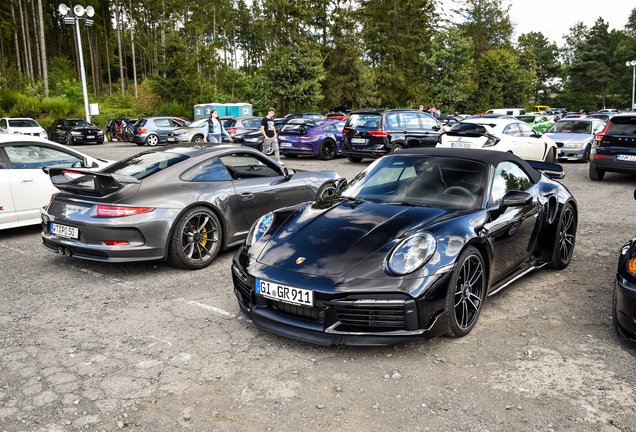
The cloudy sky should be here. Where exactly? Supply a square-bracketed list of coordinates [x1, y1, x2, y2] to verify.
[436, 1, 635, 47]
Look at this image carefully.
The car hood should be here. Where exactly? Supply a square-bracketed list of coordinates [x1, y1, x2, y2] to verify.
[544, 132, 592, 142]
[256, 198, 459, 277]
[67, 126, 101, 132]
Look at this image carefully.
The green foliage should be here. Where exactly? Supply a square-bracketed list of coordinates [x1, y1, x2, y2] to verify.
[154, 101, 191, 119]
[454, 0, 514, 59]
[517, 32, 562, 103]
[9, 94, 43, 118]
[41, 98, 74, 119]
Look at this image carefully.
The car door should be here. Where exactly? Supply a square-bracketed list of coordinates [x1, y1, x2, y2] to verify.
[483, 161, 542, 285]
[0, 149, 18, 226]
[219, 152, 312, 224]
[4, 143, 85, 222]
[502, 123, 525, 156]
[153, 118, 173, 142]
[518, 122, 544, 160]
[418, 113, 442, 146]
[54, 120, 65, 143]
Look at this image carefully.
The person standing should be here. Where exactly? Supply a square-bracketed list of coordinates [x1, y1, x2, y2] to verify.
[261, 107, 282, 164]
[431, 106, 441, 119]
[206, 110, 229, 143]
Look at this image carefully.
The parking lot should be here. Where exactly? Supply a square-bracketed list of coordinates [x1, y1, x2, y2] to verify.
[2, 141, 636, 432]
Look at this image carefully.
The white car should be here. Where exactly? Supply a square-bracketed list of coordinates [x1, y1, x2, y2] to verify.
[0, 117, 48, 139]
[437, 118, 558, 162]
[0, 134, 114, 230]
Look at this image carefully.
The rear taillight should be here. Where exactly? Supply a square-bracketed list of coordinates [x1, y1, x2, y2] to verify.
[299, 136, 315, 140]
[103, 240, 130, 246]
[594, 134, 604, 142]
[137, 128, 147, 134]
[97, 205, 155, 217]
[342, 130, 350, 135]
[368, 131, 389, 137]
[227, 128, 237, 134]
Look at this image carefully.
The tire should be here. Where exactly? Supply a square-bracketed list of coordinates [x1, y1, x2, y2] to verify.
[581, 144, 591, 163]
[544, 148, 556, 163]
[167, 206, 222, 270]
[146, 134, 159, 146]
[548, 202, 576, 269]
[317, 139, 336, 160]
[65, 133, 72, 146]
[612, 280, 619, 330]
[192, 135, 204, 143]
[391, 144, 404, 152]
[445, 246, 486, 338]
[346, 155, 362, 163]
[135, 142, 145, 146]
[317, 182, 337, 199]
[589, 164, 605, 181]
[261, 140, 274, 155]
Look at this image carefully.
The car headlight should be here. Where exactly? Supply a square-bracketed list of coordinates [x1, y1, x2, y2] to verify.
[97, 130, 104, 135]
[563, 142, 582, 148]
[178, 132, 191, 137]
[244, 138, 258, 143]
[245, 213, 274, 246]
[385, 233, 437, 275]
[71, 131, 83, 136]
[40, 131, 48, 138]
[13, 131, 23, 134]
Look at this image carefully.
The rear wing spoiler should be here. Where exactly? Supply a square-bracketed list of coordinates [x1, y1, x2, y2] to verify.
[43, 167, 140, 197]
[526, 160, 564, 179]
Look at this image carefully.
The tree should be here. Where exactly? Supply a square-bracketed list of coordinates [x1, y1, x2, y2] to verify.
[517, 32, 561, 103]
[453, 0, 514, 59]
[419, 27, 474, 114]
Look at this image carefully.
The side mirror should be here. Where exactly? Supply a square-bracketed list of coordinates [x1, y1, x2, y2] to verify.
[500, 190, 533, 208]
[334, 177, 348, 193]
[283, 167, 293, 179]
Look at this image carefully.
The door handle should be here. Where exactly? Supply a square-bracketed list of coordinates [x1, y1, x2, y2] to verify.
[21, 179, 36, 184]
[240, 192, 254, 200]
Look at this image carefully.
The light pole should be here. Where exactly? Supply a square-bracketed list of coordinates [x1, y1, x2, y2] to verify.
[628, 60, 636, 112]
[59, 4, 94, 123]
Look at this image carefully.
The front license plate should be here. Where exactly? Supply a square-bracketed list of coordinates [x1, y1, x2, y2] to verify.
[86, 135, 95, 139]
[351, 138, 366, 144]
[451, 142, 471, 148]
[50, 223, 79, 239]
[167, 137, 176, 142]
[618, 154, 636, 162]
[256, 279, 313, 307]
[279, 142, 292, 147]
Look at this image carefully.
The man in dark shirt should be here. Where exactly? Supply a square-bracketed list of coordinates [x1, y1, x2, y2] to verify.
[260, 107, 281, 164]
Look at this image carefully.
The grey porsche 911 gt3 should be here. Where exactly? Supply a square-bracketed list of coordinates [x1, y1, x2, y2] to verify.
[40, 144, 343, 269]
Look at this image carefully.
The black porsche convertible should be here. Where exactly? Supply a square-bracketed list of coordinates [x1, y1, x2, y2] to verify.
[232, 148, 577, 345]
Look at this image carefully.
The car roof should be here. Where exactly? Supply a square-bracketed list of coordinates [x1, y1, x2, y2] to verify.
[0, 135, 54, 144]
[391, 147, 541, 183]
[131, 143, 245, 158]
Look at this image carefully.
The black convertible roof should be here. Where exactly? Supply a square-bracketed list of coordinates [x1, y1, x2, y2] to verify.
[396, 148, 542, 183]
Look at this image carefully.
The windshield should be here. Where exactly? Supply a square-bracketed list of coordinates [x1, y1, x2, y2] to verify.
[548, 121, 592, 134]
[8, 119, 39, 128]
[341, 155, 487, 209]
[63, 119, 90, 127]
[101, 151, 190, 180]
[517, 116, 535, 124]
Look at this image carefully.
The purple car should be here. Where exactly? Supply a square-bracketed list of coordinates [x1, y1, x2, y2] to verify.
[278, 119, 345, 160]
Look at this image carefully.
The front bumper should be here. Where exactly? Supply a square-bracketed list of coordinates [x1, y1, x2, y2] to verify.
[68, 134, 104, 144]
[615, 274, 636, 342]
[557, 146, 586, 161]
[232, 252, 450, 346]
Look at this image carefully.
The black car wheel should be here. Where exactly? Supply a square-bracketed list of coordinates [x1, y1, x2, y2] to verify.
[317, 139, 336, 160]
[317, 182, 337, 198]
[549, 202, 576, 269]
[612, 280, 619, 330]
[545, 148, 556, 163]
[445, 246, 486, 338]
[581, 144, 591, 163]
[261, 141, 274, 155]
[391, 144, 404, 152]
[346, 155, 362, 163]
[65, 133, 72, 146]
[589, 164, 605, 181]
[146, 134, 159, 146]
[192, 135, 204, 143]
[168, 206, 222, 270]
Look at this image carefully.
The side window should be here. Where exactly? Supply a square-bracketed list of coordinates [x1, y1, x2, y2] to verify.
[518, 123, 536, 137]
[402, 112, 421, 130]
[154, 119, 171, 128]
[418, 114, 438, 130]
[490, 162, 533, 205]
[323, 124, 336, 132]
[219, 153, 282, 179]
[0, 119, 7, 129]
[249, 119, 262, 128]
[4, 145, 83, 169]
[503, 124, 521, 137]
[386, 113, 402, 129]
[181, 157, 232, 182]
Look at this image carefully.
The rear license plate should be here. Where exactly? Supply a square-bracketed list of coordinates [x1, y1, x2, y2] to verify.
[351, 138, 366, 144]
[279, 142, 292, 147]
[50, 223, 79, 239]
[256, 279, 313, 307]
[618, 154, 636, 162]
[451, 142, 471, 148]
[86, 135, 95, 139]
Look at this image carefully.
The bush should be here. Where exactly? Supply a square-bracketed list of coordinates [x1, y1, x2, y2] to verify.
[154, 101, 191, 119]
[9, 94, 42, 118]
[41, 97, 73, 119]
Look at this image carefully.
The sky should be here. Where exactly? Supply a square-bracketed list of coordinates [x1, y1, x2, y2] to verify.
[436, 1, 635, 47]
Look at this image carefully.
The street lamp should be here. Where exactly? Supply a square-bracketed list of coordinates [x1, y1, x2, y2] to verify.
[628, 60, 636, 112]
[59, 3, 95, 123]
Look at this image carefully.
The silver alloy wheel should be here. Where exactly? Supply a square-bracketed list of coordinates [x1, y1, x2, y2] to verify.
[146, 135, 159, 146]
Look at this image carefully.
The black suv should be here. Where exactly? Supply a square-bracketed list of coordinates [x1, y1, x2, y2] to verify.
[589, 113, 636, 181]
[342, 109, 442, 162]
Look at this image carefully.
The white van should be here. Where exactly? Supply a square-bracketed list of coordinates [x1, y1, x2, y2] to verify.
[486, 108, 526, 116]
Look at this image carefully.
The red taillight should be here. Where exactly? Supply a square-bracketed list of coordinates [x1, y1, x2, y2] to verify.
[103, 240, 130, 246]
[227, 128, 237, 134]
[594, 134, 604, 142]
[299, 136, 315, 140]
[97, 205, 155, 217]
[594, 156, 611, 159]
[62, 170, 82, 175]
[368, 131, 389, 137]
[137, 128, 147, 134]
[342, 130, 350, 135]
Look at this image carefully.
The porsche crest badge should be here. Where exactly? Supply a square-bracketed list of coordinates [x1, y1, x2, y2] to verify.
[296, 257, 306, 265]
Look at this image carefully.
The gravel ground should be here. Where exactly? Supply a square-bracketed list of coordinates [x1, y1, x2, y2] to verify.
[1, 141, 635, 432]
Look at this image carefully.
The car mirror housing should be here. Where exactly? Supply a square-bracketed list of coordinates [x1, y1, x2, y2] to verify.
[334, 177, 348, 193]
[499, 190, 533, 208]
